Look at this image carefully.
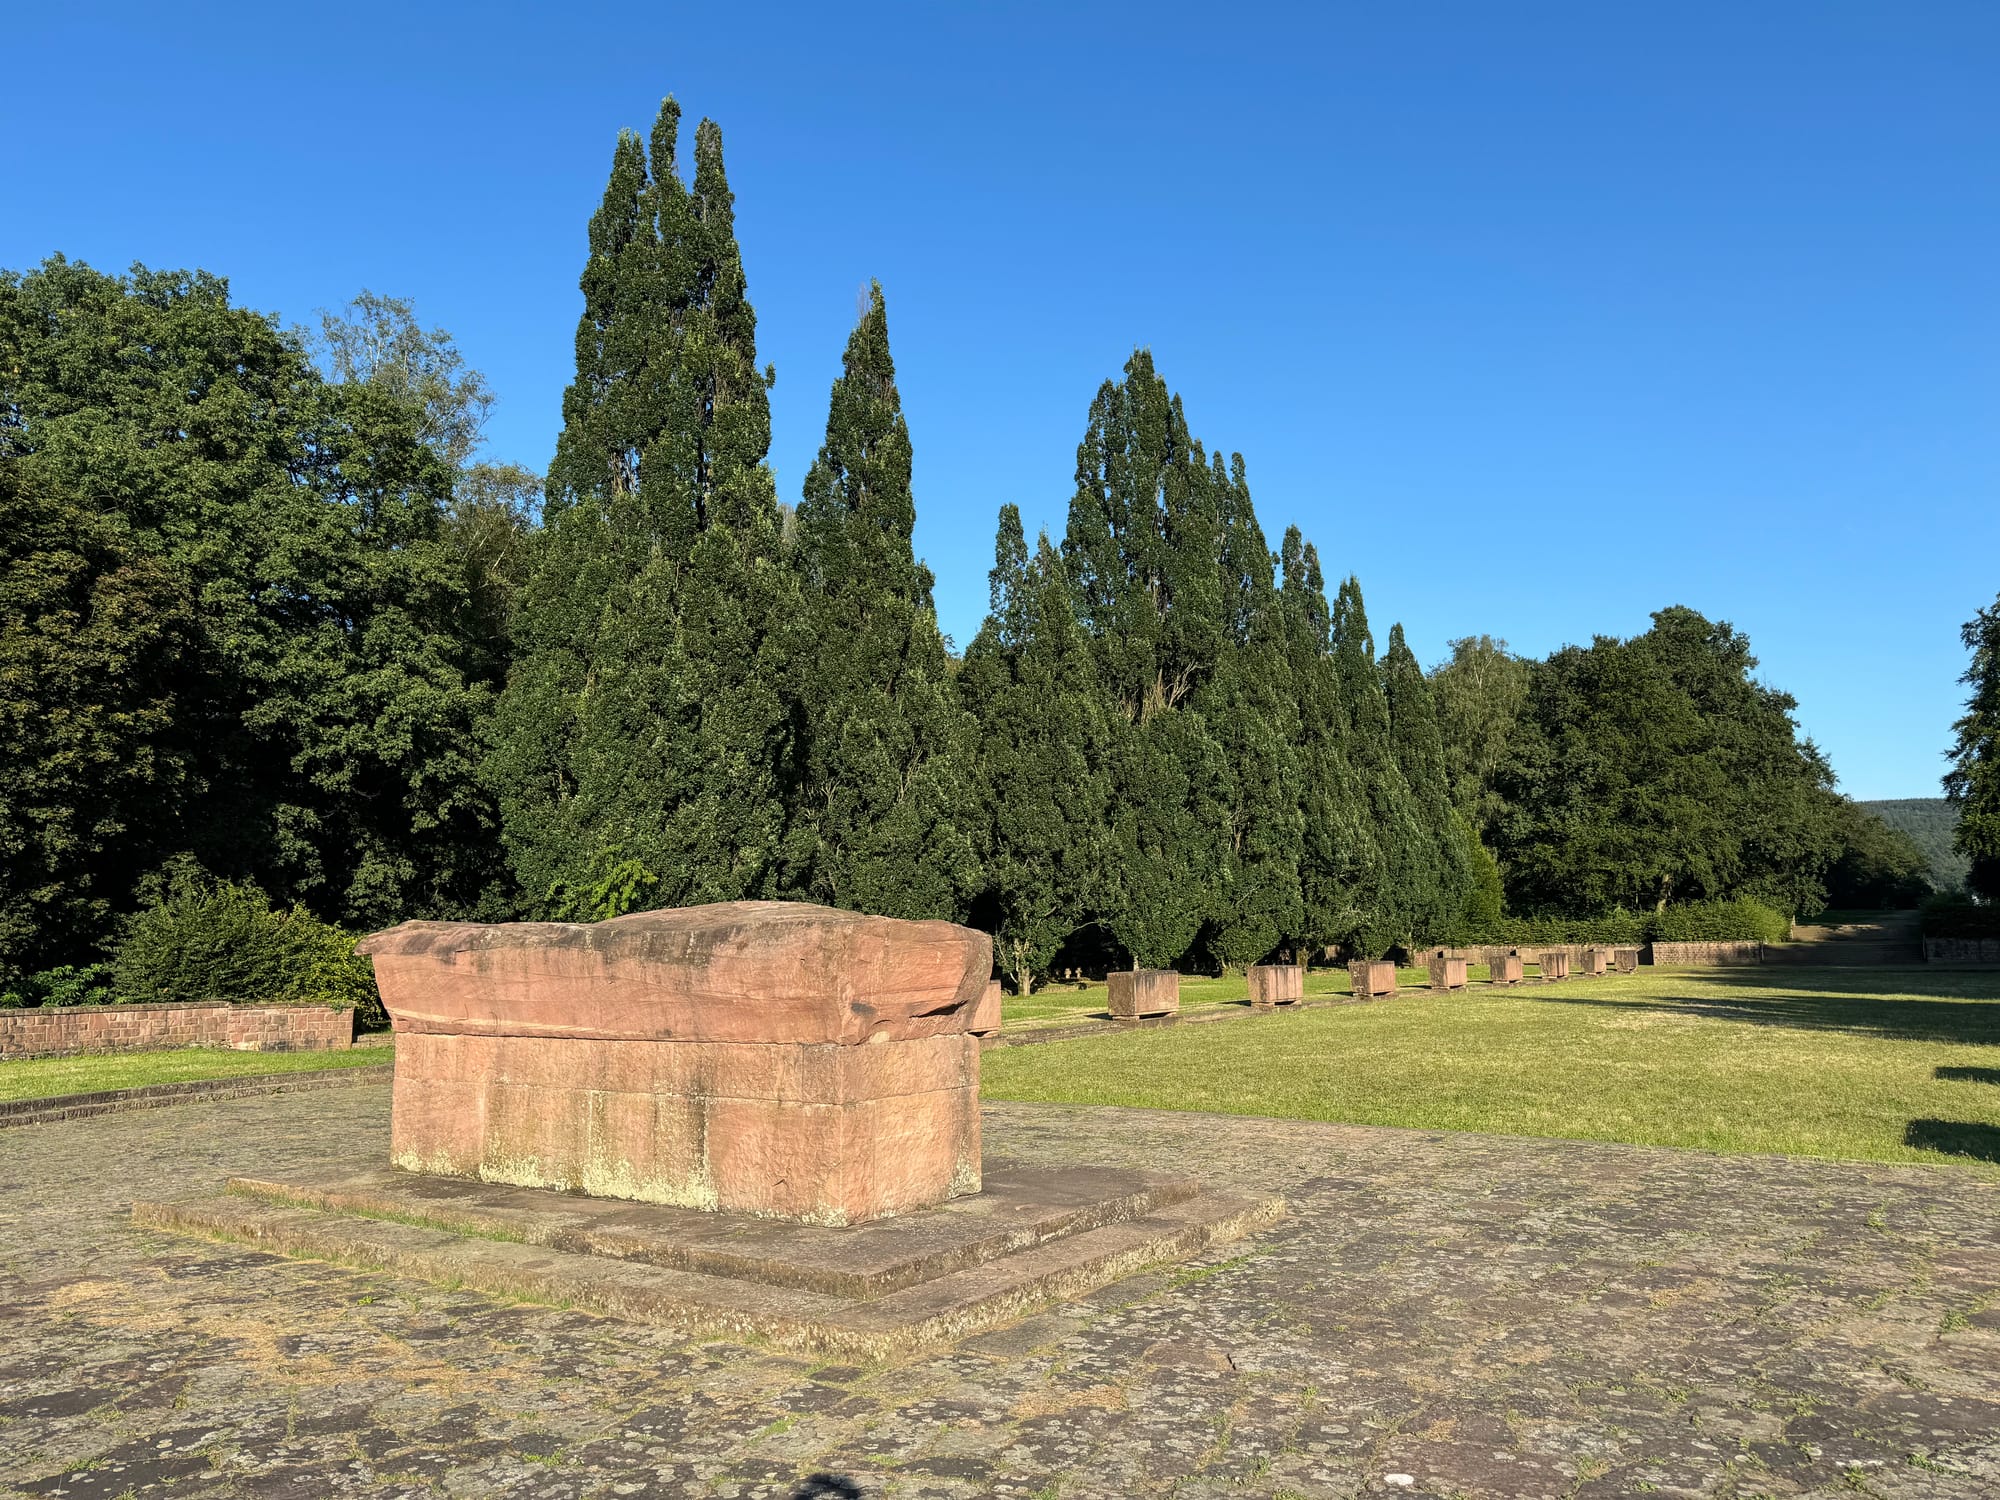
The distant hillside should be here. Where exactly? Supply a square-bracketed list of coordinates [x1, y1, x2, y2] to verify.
[1862, 798, 1968, 891]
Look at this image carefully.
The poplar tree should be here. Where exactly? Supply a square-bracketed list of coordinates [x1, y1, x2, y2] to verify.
[787, 284, 978, 919]
[1196, 455, 1303, 968]
[1331, 577, 1425, 954]
[1946, 591, 2000, 901]
[1381, 622, 1472, 942]
[960, 508, 1110, 991]
[489, 100, 794, 915]
[1278, 528, 1377, 957]
[1062, 353, 1231, 970]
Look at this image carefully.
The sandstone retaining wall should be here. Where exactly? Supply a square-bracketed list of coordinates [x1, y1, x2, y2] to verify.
[1648, 941, 1765, 967]
[1923, 938, 2000, 965]
[0, 1002, 354, 1061]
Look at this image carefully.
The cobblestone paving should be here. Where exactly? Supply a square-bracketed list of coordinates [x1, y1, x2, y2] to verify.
[2, 1087, 1997, 1499]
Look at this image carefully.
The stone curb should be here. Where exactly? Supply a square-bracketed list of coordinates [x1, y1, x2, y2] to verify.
[0, 1064, 394, 1129]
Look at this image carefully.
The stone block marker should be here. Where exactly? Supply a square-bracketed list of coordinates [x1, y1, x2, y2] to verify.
[1580, 947, 1610, 976]
[358, 900, 990, 1227]
[1613, 946, 1641, 974]
[1246, 963, 1304, 1007]
[1427, 952, 1468, 991]
[1541, 950, 1571, 981]
[1490, 953, 1525, 985]
[1107, 968, 1180, 1020]
[1349, 959, 1398, 998]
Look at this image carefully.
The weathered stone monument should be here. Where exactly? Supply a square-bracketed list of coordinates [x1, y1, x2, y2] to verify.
[360, 901, 985, 1226]
[1541, 949, 1572, 981]
[134, 899, 1281, 1356]
[1108, 968, 1180, 1019]
[1247, 963, 1304, 1007]
[1580, 947, 1609, 977]
[1490, 953, 1525, 985]
[1427, 951, 1468, 991]
[1612, 946, 1641, 974]
[1350, 959, 1397, 998]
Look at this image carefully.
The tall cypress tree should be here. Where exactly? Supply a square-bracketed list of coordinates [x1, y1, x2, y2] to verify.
[1196, 454, 1303, 968]
[1331, 577, 1425, 954]
[1381, 622, 1473, 943]
[1062, 353, 1232, 970]
[960, 507, 1110, 991]
[1278, 528, 1378, 958]
[489, 99, 795, 915]
[786, 284, 977, 919]
[1946, 592, 2000, 901]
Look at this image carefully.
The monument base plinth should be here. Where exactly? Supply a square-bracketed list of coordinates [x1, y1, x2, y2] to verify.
[134, 1160, 1282, 1360]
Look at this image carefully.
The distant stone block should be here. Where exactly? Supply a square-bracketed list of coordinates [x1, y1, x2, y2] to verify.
[1612, 947, 1640, 974]
[1247, 964, 1304, 1007]
[1427, 952, 1468, 991]
[1490, 954, 1524, 985]
[1108, 969, 1180, 1019]
[1349, 960, 1398, 998]
[1580, 947, 1610, 976]
[1540, 950, 1571, 981]
[359, 900, 990, 1226]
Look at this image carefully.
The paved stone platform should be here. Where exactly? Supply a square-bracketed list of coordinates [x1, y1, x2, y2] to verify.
[2, 1086, 1998, 1498]
[134, 1162, 1280, 1359]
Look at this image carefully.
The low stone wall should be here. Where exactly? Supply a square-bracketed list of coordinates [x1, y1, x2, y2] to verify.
[0, 1002, 354, 1060]
[1648, 941, 1764, 967]
[1923, 937, 2000, 965]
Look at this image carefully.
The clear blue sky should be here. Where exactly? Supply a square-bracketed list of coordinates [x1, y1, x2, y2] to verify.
[9, 2, 1996, 799]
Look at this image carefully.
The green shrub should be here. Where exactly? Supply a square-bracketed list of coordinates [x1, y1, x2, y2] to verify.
[1651, 898, 1790, 944]
[1453, 897, 1788, 948]
[112, 879, 385, 1026]
[1919, 891, 2000, 940]
[0, 963, 116, 1008]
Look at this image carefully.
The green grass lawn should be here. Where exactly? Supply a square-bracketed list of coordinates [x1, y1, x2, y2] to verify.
[985, 967, 2000, 1173]
[1003, 965, 1509, 1028]
[0, 1044, 391, 1103]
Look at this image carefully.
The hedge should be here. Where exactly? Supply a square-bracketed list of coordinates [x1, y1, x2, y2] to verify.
[1919, 892, 2000, 940]
[1457, 897, 1790, 948]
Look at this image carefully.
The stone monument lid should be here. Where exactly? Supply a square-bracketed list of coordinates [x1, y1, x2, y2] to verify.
[357, 900, 992, 1046]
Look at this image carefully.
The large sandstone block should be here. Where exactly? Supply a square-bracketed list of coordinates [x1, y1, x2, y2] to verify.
[1580, 947, 1610, 976]
[359, 902, 991, 1226]
[1489, 953, 1524, 985]
[1540, 950, 1571, 981]
[1247, 964, 1304, 1007]
[1427, 952, 1468, 991]
[1107, 969, 1180, 1019]
[1349, 960, 1397, 998]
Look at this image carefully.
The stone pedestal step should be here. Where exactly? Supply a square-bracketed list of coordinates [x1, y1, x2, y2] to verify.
[133, 1164, 1281, 1361]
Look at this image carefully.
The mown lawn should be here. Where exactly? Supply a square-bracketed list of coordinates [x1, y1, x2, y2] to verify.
[985, 967, 2000, 1173]
[0, 1044, 391, 1103]
[1003, 964, 1513, 1029]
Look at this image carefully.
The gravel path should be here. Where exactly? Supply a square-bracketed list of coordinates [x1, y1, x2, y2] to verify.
[1, 1085, 1996, 1498]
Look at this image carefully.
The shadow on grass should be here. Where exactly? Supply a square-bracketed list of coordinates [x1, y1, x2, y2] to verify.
[1937, 1066, 2000, 1085]
[1528, 971, 2000, 1047]
[1905, 1119, 2000, 1164]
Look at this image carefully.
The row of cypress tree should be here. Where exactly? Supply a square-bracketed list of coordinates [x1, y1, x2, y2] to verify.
[488, 101, 1480, 987]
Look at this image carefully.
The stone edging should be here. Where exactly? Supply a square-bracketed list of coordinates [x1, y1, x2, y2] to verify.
[0, 1064, 394, 1129]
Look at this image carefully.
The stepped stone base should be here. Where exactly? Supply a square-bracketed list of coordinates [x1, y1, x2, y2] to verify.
[133, 1160, 1282, 1361]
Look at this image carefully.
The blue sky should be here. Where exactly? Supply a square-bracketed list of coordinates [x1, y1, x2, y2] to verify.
[8, 1, 1996, 798]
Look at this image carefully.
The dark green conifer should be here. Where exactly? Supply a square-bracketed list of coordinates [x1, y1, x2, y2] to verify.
[489, 99, 795, 914]
[1278, 528, 1378, 957]
[1061, 353, 1231, 970]
[1381, 622, 1473, 943]
[786, 284, 978, 919]
[960, 508, 1111, 991]
[1331, 577, 1426, 954]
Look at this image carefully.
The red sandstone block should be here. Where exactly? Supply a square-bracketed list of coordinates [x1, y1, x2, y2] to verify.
[1427, 953, 1468, 991]
[968, 980, 1004, 1036]
[1541, 951, 1571, 980]
[1107, 969, 1179, 1019]
[360, 900, 990, 1047]
[1580, 948, 1609, 976]
[1349, 960, 1397, 998]
[1490, 954, 1525, 985]
[1247, 964, 1303, 1007]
